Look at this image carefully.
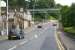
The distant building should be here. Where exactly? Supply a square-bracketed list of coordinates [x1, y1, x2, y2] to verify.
[7, 10, 32, 29]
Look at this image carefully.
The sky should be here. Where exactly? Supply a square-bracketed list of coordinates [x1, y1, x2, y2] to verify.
[55, 0, 75, 6]
[1, 0, 75, 7]
[0, 1, 6, 7]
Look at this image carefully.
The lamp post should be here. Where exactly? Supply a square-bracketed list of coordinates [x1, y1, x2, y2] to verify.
[6, 0, 8, 35]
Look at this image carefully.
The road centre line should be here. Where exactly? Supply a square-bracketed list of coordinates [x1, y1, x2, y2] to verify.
[34, 27, 49, 39]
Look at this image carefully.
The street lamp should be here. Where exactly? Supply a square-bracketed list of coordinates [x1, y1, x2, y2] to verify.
[6, 0, 8, 35]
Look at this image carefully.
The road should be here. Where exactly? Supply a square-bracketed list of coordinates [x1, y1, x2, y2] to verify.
[0, 22, 59, 50]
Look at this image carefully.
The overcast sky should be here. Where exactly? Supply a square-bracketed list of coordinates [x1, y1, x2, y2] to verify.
[55, 0, 75, 6]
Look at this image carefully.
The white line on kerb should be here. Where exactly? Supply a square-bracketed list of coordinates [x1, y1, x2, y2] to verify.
[55, 33, 65, 50]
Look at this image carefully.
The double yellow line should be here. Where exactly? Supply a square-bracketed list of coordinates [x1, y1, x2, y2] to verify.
[55, 33, 65, 50]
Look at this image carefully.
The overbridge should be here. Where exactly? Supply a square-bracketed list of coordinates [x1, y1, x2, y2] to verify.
[28, 8, 61, 13]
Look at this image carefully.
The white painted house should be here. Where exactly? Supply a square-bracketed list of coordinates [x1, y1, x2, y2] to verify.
[22, 10, 32, 29]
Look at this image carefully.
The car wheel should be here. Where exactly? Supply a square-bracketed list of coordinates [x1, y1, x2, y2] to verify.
[17, 36, 21, 40]
[8, 36, 11, 40]
[21, 36, 24, 39]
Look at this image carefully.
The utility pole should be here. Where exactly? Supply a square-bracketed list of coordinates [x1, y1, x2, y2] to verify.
[58, 8, 62, 31]
[0, 0, 1, 33]
[0, 0, 1, 16]
[33, 0, 37, 23]
[32, 0, 35, 22]
[6, 0, 8, 35]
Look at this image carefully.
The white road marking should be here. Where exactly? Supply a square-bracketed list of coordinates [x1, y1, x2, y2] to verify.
[19, 40, 28, 45]
[8, 46, 17, 50]
[34, 34, 38, 38]
[8, 40, 28, 50]
[34, 27, 49, 38]
[38, 27, 48, 35]
[8, 23, 50, 50]
[30, 36, 34, 40]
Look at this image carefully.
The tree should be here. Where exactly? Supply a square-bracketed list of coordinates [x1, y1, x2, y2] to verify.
[69, 3, 75, 27]
[3, 0, 56, 21]
[61, 3, 75, 27]
[61, 6, 70, 27]
[35, 0, 55, 9]
[3, 0, 55, 9]
[55, 4, 62, 8]
[4, 0, 27, 9]
[4, 0, 18, 8]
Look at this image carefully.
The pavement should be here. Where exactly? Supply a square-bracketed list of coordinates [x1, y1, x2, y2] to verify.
[0, 24, 37, 41]
[0, 35, 8, 40]
[0, 22, 60, 50]
[58, 31, 75, 50]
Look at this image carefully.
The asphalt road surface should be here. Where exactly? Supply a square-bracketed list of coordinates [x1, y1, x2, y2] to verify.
[0, 22, 59, 50]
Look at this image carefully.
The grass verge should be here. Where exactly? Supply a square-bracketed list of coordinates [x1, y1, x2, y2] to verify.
[64, 27, 75, 38]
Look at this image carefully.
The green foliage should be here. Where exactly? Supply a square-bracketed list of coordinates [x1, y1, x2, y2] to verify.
[4, 0, 55, 9]
[48, 16, 56, 20]
[35, 0, 55, 9]
[61, 3, 75, 28]
[33, 13, 45, 22]
[64, 27, 75, 37]
[4, 0, 27, 8]
[55, 4, 62, 8]
[61, 6, 71, 27]
[61, 3, 75, 36]
[3, 0, 55, 21]
[69, 3, 75, 27]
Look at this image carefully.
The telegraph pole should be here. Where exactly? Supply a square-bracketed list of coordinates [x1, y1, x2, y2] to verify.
[33, 0, 37, 23]
[0, 0, 1, 16]
[6, 0, 8, 35]
[32, 0, 35, 22]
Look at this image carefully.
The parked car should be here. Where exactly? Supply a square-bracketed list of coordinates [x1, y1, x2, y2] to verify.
[37, 23, 43, 28]
[8, 28, 24, 40]
[37, 25, 42, 28]
[53, 23, 57, 26]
